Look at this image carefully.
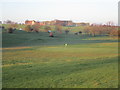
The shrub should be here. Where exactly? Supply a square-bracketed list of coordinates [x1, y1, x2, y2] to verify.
[8, 28, 13, 33]
[24, 25, 31, 32]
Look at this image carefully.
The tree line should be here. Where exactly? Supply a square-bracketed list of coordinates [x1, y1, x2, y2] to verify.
[84, 24, 120, 37]
[1, 21, 120, 37]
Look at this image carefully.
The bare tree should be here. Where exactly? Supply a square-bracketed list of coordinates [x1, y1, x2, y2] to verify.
[4, 20, 16, 24]
[44, 26, 51, 32]
[24, 25, 31, 32]
[55, 25, 62, 34]
[106, 21, 114, 26]
[32, 24, 40, 33]
[8, 24, 18, 31]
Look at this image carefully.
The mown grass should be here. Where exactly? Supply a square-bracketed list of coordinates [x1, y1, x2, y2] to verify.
[2, 30, 118, 47]
[2, 42, 118, 88]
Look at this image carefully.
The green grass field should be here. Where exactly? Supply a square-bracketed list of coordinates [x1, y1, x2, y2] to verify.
[2, 30, 119, 88]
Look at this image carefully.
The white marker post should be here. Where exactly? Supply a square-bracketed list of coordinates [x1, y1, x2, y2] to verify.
[65, 44, 68, 47]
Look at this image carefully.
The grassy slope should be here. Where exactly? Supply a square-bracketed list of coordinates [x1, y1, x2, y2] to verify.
[2, 24, 86, 32]
[2, 31, 119, 88]
[2, 30, 118, 47]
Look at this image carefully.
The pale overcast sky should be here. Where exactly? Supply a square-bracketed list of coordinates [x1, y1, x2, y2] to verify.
[1, 0, 119, 24]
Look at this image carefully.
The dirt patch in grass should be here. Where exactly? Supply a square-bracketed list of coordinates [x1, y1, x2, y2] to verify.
[2, 62, 32, 67]
[2, 47, 32, 50]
